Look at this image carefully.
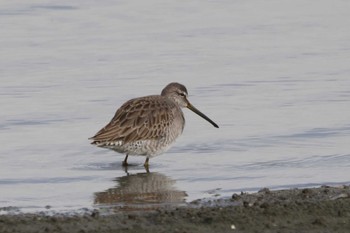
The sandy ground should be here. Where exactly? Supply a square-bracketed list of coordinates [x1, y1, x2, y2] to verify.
[1, 185, 349, 233]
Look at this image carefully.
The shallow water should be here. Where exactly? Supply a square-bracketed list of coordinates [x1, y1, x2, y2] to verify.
[1, 0, 350, 213]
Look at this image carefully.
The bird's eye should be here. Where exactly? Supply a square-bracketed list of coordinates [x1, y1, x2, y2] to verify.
[179, 93, 186, 97]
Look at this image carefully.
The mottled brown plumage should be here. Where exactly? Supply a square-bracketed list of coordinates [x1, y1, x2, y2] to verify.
[90, 82, 218, 169]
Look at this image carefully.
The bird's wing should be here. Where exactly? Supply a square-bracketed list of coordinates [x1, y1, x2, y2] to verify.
[90, 96, 176, 144]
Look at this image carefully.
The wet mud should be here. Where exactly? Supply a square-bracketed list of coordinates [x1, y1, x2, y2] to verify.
[1, 185, 349, 233]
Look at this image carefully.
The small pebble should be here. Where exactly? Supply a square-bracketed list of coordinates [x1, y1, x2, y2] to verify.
[258, 188, 271, 194]
[232, 193, 240, 200]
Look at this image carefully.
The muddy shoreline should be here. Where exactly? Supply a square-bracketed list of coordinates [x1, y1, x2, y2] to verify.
[1, 185, 349, 233]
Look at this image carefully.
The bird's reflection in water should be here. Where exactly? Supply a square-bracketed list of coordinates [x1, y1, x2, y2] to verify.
[94, 171, 187, 211]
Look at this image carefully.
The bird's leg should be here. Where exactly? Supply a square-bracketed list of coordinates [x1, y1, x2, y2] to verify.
[144, 157, 150, 170]
[122, 154, 129, 167]
[123, 164, 129, 174]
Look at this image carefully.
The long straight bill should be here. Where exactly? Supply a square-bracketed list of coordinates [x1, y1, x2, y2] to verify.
[187, 103, 219, 128]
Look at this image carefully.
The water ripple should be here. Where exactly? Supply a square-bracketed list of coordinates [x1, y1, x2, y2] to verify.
[0, 176, 94, 185]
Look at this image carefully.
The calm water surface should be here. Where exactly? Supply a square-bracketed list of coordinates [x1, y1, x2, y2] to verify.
[1, 0, 350, 213]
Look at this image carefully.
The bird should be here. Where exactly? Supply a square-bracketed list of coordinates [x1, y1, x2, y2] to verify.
[89, 82, 219, 169]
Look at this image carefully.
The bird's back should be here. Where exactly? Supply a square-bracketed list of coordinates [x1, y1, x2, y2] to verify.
[90, 95, 185, 156]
